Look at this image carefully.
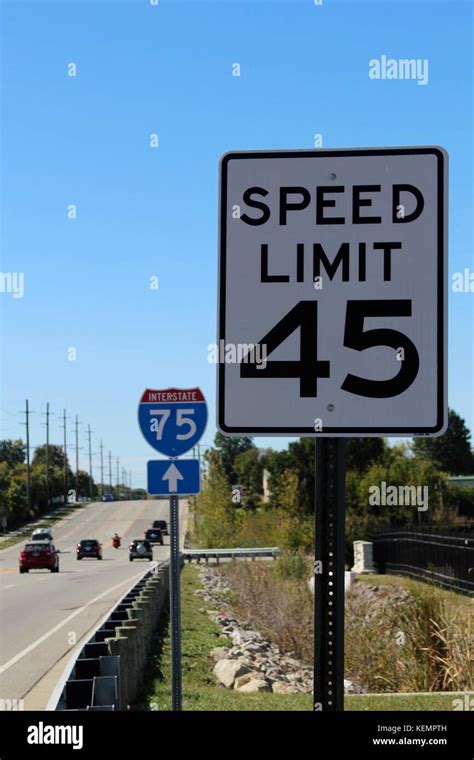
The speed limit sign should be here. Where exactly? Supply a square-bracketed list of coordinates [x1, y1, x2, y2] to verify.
[217, 147, 447, 436]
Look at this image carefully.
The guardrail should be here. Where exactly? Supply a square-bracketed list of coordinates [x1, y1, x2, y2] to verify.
[183, 547, 280, 563]
[49, 561, 169, 711]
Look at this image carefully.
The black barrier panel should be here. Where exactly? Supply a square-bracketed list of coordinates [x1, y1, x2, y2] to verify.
[369, 524, 474, 595]
[75, 659, 101, 680]
[65, 679, 93, 709]
[83, 642, 109, 658]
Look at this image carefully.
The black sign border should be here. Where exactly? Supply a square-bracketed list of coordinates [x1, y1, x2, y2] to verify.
[218, 147, 446, 436]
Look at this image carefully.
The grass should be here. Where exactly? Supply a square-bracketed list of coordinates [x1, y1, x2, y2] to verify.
[346, 692, 473, 711]
[135, 565, 472, 712]
[0, 500, 94, 550]
[135, 564, 312, 711]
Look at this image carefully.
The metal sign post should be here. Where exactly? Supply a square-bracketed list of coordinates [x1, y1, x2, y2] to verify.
[314, 438, 346, 711]
[169, 493, 182, 711]
[138, 387, 206, 713]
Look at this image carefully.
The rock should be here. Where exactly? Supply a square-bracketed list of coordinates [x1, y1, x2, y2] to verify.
[286, 673, 303, 683]
[272, 681, 301, 694]
[234, 672, 263, 689]
[213, 659, 251, 688]
[231, 629, 261, 646]
[282, 657, 301, 668]
[236, 678, 271, 693]
[210, 647, 230, 661]
[344, 678, 366, 694]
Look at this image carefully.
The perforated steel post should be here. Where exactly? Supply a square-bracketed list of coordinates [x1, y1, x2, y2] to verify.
[169, 493, 182, 711]
[313, 438, 346, 711]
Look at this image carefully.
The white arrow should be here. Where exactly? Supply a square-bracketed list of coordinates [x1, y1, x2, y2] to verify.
[162, 463, 184, 492]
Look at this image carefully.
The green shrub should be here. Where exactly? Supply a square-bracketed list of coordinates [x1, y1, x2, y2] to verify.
[276, 549, 311, 580]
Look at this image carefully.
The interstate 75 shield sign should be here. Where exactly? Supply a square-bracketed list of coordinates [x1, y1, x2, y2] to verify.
[218, 147, 447, 437]
[138, 388, 207, 457]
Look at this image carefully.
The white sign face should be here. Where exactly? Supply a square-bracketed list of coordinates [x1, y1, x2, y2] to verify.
[218, 147, 447, 437]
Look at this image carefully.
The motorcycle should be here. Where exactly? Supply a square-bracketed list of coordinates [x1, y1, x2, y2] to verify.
[112, 536, 121, 549]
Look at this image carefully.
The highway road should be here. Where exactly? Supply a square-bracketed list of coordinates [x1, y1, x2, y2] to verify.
[0, 498, 187, 709]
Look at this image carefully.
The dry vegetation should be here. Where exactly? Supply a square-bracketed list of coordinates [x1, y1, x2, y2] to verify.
[217, 559, 473, 693]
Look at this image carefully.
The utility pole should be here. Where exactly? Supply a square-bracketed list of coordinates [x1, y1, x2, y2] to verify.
[23, 400, 31, 511]
[129, 470, 132, 500]
[99, 441, 104, 497]
[61, 410, 68, 504]
[108, 451, 112, 493]
[40, 402, 51, 508]
[87, 424, 93, 500]
[116, 457, 120, 500]
[74, 414, 80, 499]
[45, 403, 50, 507]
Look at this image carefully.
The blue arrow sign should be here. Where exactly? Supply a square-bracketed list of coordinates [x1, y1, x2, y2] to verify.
[138, 388, 207, 457]
[147, 459, 200, 496]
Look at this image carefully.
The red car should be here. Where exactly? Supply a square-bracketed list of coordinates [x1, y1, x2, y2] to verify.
[19, 541, 59, 573]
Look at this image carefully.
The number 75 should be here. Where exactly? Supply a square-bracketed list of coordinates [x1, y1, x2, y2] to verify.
[149, 409, 197, 440]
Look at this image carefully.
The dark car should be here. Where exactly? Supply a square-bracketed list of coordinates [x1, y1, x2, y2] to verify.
[77, 538, 103, 560]
[19, 541, 59, 573]
[129, 539, 153, 562]
[144, 528, 163, 546]
[152, 520, 168, 536]
[101, 493, 114, 502]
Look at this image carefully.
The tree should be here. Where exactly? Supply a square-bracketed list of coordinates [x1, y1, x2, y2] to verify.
[412, 409, 473, 475]
[0, 439, 25, 467]
[0, 461, 28, 525]
[268, 467, 313, 551]
[209, 433, 255, 484]
[31, 444, 74, 508]
[346, 438, 387, 472]
[233, 447, 265, 506]
[264, 438, 315, 516]
[76, 470, 97, 498]
[32, 444, 69, 470]
[195, 460, 240, 547]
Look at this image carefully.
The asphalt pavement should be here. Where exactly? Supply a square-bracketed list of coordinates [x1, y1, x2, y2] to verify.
[0, 498, 187, 709]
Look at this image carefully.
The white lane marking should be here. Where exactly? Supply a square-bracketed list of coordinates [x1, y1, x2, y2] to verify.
[3, 578, 49, 590]
[0, 563, 159, 675]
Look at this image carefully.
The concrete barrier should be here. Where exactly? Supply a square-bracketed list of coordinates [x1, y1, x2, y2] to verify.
[52, 562, 171, 710]
[105, 564, 170, 708]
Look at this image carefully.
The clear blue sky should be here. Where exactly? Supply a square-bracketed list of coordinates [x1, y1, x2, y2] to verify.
[1, 0, 472, 487]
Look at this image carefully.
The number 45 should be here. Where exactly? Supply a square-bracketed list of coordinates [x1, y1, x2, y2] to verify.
[149, 409, 197, 440]
[241, 300, 419, 398]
